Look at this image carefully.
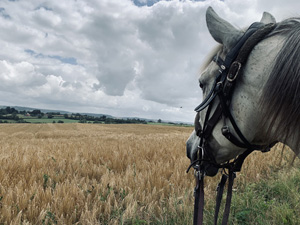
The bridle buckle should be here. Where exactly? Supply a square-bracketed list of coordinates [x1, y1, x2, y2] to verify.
[227, 61, 242, 82]
[221, 125, 230, 135]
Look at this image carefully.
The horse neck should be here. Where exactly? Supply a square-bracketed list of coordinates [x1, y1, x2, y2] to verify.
[259, 23, 300, 157]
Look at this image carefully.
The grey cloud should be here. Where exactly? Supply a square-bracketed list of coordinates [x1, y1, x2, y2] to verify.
[0, 7, 11, 19]
[0, 0, 299, 122]
[81, 0, 208, 104]
[131, 2, 211, 106]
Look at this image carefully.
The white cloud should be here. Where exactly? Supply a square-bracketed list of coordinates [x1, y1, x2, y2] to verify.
[0, 60, 46, 89]
[0, 0, 299, 122]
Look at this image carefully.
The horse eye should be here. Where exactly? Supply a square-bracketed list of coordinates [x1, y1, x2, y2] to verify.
[199, 82, 204, 89]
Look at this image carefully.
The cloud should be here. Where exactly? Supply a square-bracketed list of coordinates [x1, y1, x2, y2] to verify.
[82, 0, 210, 104]
[0, 0, 299, 122]
[0, 60, 46, 89]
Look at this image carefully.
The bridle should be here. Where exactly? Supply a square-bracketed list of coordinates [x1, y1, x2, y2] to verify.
[187, 22, 277, 225]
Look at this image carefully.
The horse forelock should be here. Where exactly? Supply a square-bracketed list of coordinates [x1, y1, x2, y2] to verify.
[200, 45, 222, 72]
[260, 18, 300, 151]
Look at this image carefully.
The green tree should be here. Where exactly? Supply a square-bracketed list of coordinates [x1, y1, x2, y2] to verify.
[31, 109, 41, 116]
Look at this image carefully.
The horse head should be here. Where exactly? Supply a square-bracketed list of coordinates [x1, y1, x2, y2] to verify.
[186, 7, 300, 176]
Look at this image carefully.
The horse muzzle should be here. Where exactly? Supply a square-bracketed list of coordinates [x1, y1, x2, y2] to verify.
[187, 125, 219, 177]
[200, 145, 219, 177]
[186, 139, 219, 177]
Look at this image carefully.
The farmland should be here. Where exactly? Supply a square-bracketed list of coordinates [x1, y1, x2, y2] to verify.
[0, 124, 298, 224]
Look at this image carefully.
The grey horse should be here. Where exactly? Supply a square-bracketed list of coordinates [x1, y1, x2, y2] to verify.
[186, 7, 300, 171]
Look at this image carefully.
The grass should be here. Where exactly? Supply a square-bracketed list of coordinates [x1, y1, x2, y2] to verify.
[203, 167, 300, 225]
[0, 124, 298, 224]
[230, 168, 300, 225]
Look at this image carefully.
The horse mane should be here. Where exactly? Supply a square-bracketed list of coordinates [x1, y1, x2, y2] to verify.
[260, 18, 300, 150]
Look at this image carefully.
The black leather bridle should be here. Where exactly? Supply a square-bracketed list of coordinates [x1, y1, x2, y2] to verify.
[187, 22, 277, 225]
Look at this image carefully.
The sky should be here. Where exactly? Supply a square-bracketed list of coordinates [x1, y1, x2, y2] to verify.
[0, 0, 299, 123]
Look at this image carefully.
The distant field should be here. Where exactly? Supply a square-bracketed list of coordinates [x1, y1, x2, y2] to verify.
[0, 124, 298, 224]
[23, 118, 80, 123]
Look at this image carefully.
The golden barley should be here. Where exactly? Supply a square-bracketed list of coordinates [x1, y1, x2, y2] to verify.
[0, 124, 297, 224]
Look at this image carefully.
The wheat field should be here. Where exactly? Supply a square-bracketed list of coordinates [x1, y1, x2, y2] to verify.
[0, 123, 298, 224]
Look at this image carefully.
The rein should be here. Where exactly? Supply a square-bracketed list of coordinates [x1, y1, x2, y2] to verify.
[188, 22, 276, 225]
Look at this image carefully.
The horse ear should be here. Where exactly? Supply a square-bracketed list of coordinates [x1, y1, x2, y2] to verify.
[206, 7, 242, 49]
[260, 12, 276, 24]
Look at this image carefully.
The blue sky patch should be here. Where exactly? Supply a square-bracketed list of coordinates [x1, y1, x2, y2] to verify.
[132, 0, 160, 7]
[49, 55, 77, 65]
[25, 49, 77, 65]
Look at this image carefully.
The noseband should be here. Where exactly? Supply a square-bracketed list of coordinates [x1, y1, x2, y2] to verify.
[188, 22, 276, 225]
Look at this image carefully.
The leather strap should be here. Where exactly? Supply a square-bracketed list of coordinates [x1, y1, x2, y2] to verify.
[202, 104, 223, 139]
[195, 170, 236, 225]
[221, 171, 235, 225]
[223, 22, 265, 69]
[223, 23, 276, 97]
[214, 174, 228, 224]
[194, 169, 205, 225]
